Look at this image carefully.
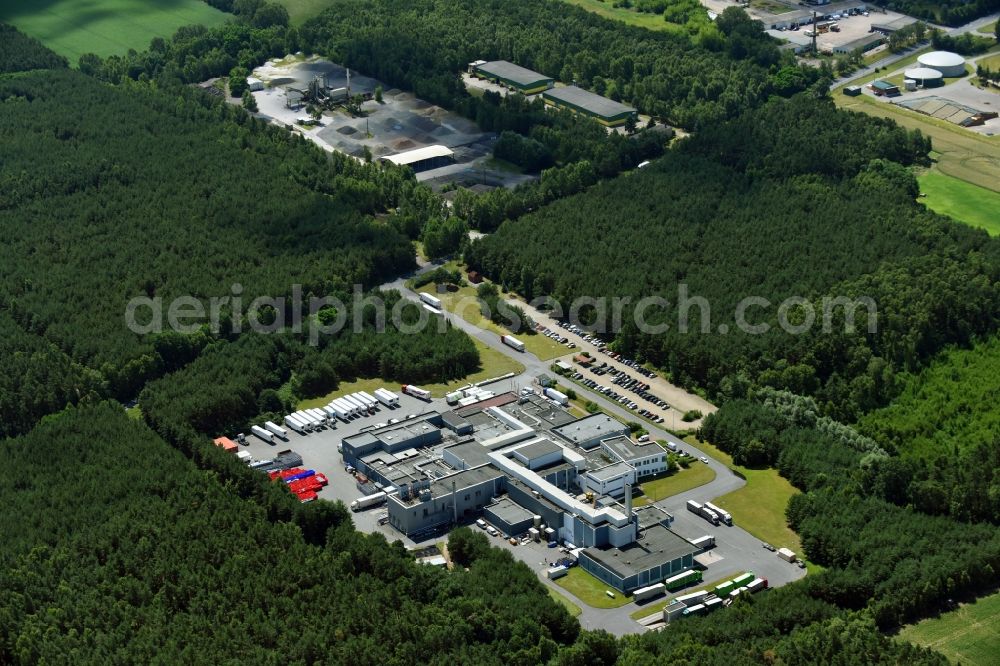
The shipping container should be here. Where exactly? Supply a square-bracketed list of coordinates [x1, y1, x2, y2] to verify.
[330, 399, 353, 419]
[341, 395, 367, 415]
[703, 597, 724, 611]
[374, 388, 399, 407]
[747, 578, 767, 593]
[675, 590, 709, 607]
[264, 421, 288, 440]
[543, 387, 569, 406]
[682, 603, 706, 616]
[663, 569, 702, 591]
[632, 583, 666, 602]
[777, 547, 796, 562]
[546, 566, 568, 580]
[732, 572, 755, 588]
[358, 391, 380, 410]
[690, 535, 715, 549]
[251, 425, 274, 443]
[284, 415, 308, 433]
[714, 580, 736, 597]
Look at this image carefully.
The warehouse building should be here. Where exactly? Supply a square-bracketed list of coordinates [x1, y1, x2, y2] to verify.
[470, 60, 554, 95]
[381, 145, 455, 173]
[832, 34, 884, 55]
[579, 524, 698, 593]
[870, 79, 900, 96]
[542, 86, 637, 127]
[871, 16, 918, 34]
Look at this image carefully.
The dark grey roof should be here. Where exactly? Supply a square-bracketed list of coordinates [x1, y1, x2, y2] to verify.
[484, 497, 536, 526]
[543, 86, 636, 119]
[552, 413, 629, 447]
[582, 525, 696, 578]
[516, 438, 563, 461]
[475, 60, 553, 86]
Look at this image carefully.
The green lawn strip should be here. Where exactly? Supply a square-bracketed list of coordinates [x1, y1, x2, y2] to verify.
[632, 463, 715, 507]
[547, 587, 583, 617]
[554, 567, 633, 609]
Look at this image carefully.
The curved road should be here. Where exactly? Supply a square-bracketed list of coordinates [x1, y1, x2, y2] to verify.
[380, 266, 806, 634]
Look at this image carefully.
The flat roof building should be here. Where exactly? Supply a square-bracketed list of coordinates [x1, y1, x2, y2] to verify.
[381, 145, 455, 173]
[542, 86, 637, 127]
[579, 524, 697, 592]
[552, 413, 631, 450]
[471, 60, 554, 95]
[483, 497, 537, 537]
[387, 466, 507, 538]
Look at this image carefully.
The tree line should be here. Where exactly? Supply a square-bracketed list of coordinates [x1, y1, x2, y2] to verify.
[465, 94, 1000, 420]
[867, 0, 1000, 27]
[0, 24, 67, 74]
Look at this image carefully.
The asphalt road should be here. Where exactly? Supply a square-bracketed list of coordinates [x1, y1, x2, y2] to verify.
[373, 267, 806, 634]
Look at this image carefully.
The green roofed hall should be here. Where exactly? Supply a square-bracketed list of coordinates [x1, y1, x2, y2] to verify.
[542, 86, 637, 127]
[470, 60, 554, 95]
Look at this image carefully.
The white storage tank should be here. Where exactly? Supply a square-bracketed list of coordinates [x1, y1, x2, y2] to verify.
[917, 51, 966, 78]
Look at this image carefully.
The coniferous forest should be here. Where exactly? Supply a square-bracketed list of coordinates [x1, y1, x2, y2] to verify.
[1, 0, 999, 661]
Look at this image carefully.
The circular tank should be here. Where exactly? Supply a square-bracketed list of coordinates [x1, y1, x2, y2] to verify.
[904, 67, 944, 86]
[916, 51, 966, 78]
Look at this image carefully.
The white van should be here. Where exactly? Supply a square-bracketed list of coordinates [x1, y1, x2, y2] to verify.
[476, 519, 487, 530]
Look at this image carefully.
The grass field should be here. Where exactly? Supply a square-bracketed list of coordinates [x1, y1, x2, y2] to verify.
[274, 0, 332, 24]
[0, 0, 229, 62]
[632, 462, 716, 507]
[297, 339, 524, 407]
[554, 567, 633, 608]
[414, 283, 569, 361]
[977, 21, 997, 35]
[686, 436, 806, 560]
[547, 587, 583, 617]
[899, 590, 1000, 666]
[836, 93, 1000, 194]
[629, 571, 748, 620]
[918, 169, 1000, 235]
[558, 0, 681, 33]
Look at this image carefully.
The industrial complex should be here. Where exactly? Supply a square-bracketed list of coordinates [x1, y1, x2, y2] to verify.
[263, 384, 710, 593]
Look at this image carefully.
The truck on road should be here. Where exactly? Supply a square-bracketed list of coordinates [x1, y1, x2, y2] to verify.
[420, 292, 442, 309]
[350, 491, 388, 512]
[500, 334, 525, 352]
[704, 501, 732, 525]
[402, 384, 431, 401]
[686, 500, 720, 526]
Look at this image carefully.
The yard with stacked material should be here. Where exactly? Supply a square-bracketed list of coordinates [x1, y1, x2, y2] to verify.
[0, 0, 229, 61]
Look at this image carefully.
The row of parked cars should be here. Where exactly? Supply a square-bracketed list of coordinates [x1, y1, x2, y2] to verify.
[598, 346, 658, 379]
[536, 323, 577, 349]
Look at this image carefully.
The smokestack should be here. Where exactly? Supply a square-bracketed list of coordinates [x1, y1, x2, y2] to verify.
[813, 12, 818, 54]
[625, 482, 633, 522]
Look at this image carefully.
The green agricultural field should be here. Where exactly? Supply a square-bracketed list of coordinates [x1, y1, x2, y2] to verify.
[899, 590, 1000, 666]
[554, 567, 633, 609]
[275, 0, 332, 24]
[0, 0, 229, 62]
[836, 92, 1000, 194]
[918, 169, 1000, 236]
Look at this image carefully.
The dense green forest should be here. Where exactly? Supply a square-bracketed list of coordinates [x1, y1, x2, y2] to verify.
[0, 68, 428, 416]
[868, 0, 1000, 26]
[466, 95, 1000, 420]
[0, 405, 589, 664]
[141, 294, 480, 443]
[299, 0, 816, 130]
[0, 24, 68, 73]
